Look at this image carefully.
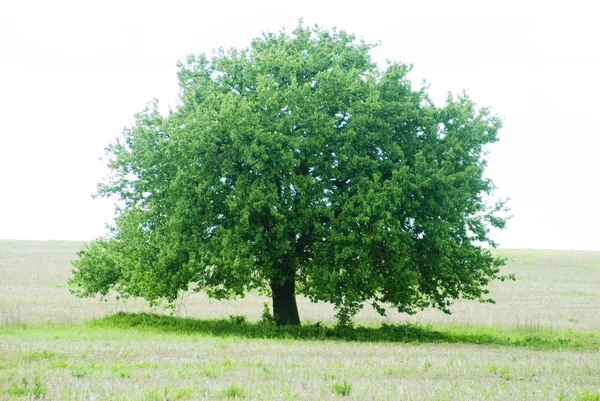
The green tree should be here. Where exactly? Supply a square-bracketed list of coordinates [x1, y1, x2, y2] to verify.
[70, 23, 509, 326]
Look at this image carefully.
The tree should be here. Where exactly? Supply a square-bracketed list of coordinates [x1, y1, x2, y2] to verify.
[70, 23, 509, 326]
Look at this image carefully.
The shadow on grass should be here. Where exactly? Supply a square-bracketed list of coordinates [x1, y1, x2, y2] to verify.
[89, 312, 600, 351]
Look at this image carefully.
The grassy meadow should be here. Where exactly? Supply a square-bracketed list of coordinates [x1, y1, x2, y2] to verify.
[1, 240, 599, 400]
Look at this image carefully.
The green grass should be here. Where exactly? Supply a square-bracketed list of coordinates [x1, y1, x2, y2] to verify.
[222, 383, 245, 398]
[4, 310, 598, 352]
[576, 391, 600, 401]
[74, 312, 600, 351]
[4, 376, 47, 399]
[332, 380, 352, 396]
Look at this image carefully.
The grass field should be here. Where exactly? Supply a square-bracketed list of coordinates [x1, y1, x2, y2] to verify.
[1, 240, 599, 400]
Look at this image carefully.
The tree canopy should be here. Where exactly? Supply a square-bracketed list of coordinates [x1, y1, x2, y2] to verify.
[70, 23, 509, 326]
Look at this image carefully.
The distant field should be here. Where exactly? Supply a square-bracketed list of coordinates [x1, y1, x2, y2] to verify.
[1, 241, 599, 329]
[1, 240, 599, 400]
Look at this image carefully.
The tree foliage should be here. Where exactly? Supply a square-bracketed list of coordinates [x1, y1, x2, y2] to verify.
[70, 23, 509, 326]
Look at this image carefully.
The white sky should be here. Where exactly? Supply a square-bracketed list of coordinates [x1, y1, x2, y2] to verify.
[1, 0, 599, 250]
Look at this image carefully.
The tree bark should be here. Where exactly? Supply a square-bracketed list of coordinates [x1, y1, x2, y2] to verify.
[271, 275, 301, 326]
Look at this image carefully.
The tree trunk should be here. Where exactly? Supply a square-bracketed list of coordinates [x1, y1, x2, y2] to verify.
[271, 275, 301, 326]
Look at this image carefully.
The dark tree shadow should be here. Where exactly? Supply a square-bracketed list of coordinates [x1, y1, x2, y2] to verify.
[90, 312, 511, 346]
[89, 312, 600, 351]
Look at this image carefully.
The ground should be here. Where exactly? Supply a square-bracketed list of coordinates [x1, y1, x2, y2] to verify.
[0, 240, 599, 400]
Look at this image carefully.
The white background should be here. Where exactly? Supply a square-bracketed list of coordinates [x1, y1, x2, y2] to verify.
[1, 0, 598, 250]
